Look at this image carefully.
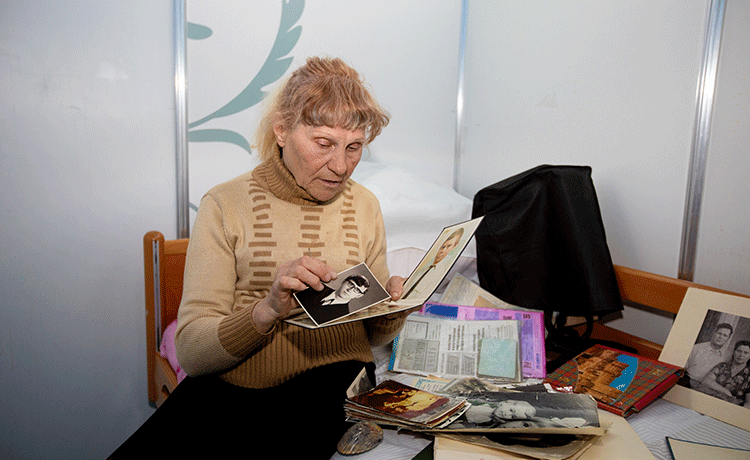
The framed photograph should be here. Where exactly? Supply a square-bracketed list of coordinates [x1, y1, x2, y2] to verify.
[659, 288, 750, 431]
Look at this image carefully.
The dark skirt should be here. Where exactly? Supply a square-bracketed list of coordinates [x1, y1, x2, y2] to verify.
[108, 360, 373, 459]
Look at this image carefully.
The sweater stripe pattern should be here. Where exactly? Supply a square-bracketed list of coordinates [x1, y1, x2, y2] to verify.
[176, 154, 402, 389]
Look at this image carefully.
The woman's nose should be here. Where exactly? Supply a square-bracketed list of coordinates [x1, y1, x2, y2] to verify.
[327, 147, 348, 175]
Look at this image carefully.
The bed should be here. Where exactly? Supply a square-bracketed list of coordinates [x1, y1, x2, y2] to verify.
[143, 162, 750, 459]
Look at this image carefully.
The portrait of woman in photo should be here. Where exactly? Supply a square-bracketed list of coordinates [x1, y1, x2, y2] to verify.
[697, 339, 750, 407]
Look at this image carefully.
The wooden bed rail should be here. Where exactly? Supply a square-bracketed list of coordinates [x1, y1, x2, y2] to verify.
[582, 264, 749, 361]
[143, 231, 188, 407]
[143, 230, 749, 406]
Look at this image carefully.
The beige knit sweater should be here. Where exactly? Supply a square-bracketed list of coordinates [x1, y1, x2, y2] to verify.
[175, 153, 406, 388]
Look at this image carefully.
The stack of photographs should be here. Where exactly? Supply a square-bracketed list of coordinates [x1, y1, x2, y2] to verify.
[345, 380, 470, 430]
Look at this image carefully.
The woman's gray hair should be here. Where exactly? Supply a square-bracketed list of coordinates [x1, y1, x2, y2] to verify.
[255, 56, 390, 161]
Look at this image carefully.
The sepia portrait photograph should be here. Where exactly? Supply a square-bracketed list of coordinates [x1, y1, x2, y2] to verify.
[401, 216, 483, 302]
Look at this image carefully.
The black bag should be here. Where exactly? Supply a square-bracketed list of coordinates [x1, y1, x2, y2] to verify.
[472, 165, 625, 363]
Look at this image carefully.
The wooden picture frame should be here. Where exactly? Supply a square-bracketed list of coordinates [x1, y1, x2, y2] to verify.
[659, 288, 750, 431]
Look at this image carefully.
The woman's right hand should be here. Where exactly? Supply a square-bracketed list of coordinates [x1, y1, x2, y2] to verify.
[252, 256, 338, 333]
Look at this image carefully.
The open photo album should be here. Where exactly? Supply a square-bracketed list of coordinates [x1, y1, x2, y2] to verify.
[285, 216, 484, 329]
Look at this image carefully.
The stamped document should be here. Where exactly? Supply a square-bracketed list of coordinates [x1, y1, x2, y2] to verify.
[389, 315, 522, 382]
[420, 302, 546, 379]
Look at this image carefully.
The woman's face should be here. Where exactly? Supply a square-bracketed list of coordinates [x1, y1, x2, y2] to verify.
[274, 122, 365, 202]
[732, 344, 750, 366]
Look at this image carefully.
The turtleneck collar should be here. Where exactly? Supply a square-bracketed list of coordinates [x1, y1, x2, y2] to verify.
[252, 151, 345, 206]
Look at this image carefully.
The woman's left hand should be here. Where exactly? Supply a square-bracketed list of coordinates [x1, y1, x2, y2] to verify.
[386, 275, 406, 301]
[383, 275, 421, 319]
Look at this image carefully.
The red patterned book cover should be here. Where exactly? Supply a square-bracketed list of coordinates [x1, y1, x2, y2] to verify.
[544, 344, 684, 417]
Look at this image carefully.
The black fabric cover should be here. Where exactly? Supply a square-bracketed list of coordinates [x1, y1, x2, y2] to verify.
[471, 165, 623, 317]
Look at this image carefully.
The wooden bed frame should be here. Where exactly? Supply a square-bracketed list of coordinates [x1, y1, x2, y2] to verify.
[144, 231, 188, 407]
[143, 230, 748, 408]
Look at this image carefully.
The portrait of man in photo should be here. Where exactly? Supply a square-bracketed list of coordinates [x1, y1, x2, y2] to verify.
[293, 263, 390, 326]
[682, 321, 734, 388]
[402, 227, 465, 301]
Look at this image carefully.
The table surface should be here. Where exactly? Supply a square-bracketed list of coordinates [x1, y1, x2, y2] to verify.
[331, 342, 750, 460]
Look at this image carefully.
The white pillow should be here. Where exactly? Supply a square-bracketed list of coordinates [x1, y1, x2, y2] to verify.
[352, 161, 474, 256]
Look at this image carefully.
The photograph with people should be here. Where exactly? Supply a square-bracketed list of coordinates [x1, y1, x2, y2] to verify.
[401, 218, 482, 302]
[445, 392, 599, 431]
[295, 263, 390, 325]
[108, 56, 418, 459]
[679, 309, 749, 386]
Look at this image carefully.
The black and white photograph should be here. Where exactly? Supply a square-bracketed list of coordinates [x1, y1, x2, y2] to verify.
[677, 309, 750, 407]
[661, 288, 750, 431]
[293, 262, 389, 326]
[439, 377, 504, 397]
[438, 391, 602, 435]
[284, 217, 484, 330]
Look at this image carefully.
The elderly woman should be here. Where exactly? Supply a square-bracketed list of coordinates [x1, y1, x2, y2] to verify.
[110, 57, 411, 459]
[697, 339, 750, 407]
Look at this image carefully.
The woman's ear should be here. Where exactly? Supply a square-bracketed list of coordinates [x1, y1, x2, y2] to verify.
[273, 118, 286, 148]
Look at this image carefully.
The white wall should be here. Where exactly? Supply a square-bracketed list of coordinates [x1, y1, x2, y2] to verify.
[460, 0, 707, 277]
[460, 0, 749, 346]
[693, 0, 750, 295]
[0, 2, 175, 458]
[187, 1, 462, 222]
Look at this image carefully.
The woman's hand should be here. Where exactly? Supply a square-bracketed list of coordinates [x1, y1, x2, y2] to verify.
[252, 256, 337, 333]
[366, 275, 420, 346]
[383, 275, 421, 319]
[386, 275, 406, 301]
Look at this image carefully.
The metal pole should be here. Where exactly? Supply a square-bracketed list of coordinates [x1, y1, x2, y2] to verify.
[678, 0, 726, 280]
[174, 0, 189, 238]
[453, 0, 468, 193]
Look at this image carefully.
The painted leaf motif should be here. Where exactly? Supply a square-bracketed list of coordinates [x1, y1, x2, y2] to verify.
[188, 128, 252, 155]
[188, 0, 304, 129]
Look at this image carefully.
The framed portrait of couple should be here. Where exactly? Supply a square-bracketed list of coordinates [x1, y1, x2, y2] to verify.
[659, 287, 750, 431]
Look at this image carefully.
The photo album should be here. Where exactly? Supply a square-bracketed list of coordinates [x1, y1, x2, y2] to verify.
[284, 216, 484, 329]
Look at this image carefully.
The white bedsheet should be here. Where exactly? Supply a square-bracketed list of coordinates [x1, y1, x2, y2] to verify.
[628, 398, 750, 460]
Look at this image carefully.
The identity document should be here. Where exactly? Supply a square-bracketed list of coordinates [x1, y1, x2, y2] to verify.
[389, 315, 522, 382]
